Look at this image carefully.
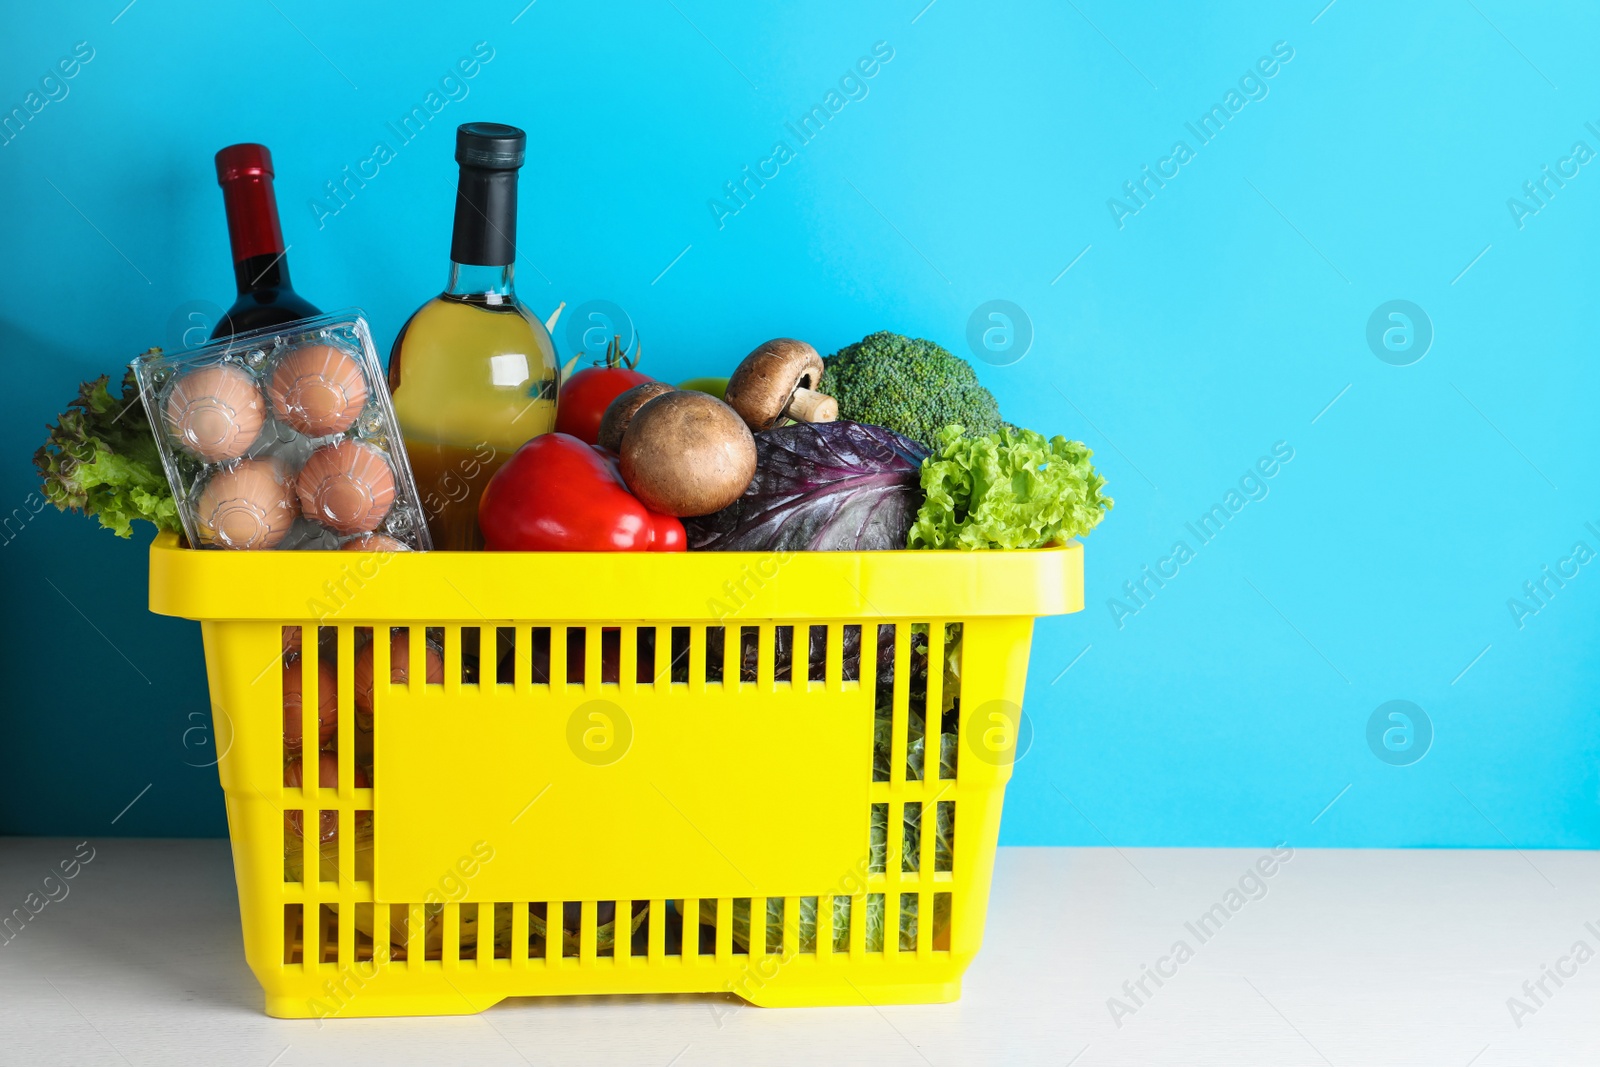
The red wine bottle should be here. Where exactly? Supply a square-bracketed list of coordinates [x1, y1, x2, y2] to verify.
[211, 143, 320, 340]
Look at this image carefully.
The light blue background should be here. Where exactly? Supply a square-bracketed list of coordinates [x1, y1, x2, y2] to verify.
[2, 0, 1595, 846]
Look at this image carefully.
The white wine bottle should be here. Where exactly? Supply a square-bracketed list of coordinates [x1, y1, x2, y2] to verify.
[388, 123, 558, 550]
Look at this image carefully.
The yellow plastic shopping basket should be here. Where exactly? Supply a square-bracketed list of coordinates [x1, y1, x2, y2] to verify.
[148, 531, 1083, 1018]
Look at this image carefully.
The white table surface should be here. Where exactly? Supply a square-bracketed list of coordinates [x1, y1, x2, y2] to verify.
[2, 837, 1597, 1066]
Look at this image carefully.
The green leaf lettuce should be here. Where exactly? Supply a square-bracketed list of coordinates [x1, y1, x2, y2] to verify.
[33, 365, 178, 538]
[907, 424, 1111, 550]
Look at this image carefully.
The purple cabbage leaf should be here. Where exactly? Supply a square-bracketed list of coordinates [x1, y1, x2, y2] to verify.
[685, 421, 928, 551]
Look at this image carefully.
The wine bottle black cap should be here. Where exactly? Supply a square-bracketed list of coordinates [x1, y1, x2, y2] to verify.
[455, 123, 525, 170]
[451, 124, 524, 266]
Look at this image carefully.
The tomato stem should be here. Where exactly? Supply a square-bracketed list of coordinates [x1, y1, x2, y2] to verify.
[603, 334, 642, 371]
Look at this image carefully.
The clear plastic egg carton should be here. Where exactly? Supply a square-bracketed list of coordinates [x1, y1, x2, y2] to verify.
[134, 311, 432, 552]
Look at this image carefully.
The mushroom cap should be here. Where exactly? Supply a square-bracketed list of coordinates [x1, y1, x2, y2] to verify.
[724, 338, 826, 432]
[597, 380, 675, 453]
[619, 391, 757, 517]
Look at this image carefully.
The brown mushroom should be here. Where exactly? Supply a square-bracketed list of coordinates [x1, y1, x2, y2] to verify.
[619, 391, 757, 516]
[724, 338, 838, 432]
[597, 381, 676, 453]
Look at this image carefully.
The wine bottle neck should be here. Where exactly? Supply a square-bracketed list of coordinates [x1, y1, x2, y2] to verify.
[234, 251, 293, 296]
[450, 165, 518, 268]
[446, 262, 516, 302]
[219, 173, 286, 262]
[216, 144, 291, 295]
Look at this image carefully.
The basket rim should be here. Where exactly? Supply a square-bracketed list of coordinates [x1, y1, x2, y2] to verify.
[147, 531, 1083, 622]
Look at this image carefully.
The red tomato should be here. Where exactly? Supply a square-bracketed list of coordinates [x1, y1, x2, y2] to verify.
[554, 365, 654, 445]
[478, 433, 686, 552]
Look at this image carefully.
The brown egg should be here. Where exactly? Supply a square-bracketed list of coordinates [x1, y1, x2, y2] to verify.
[296, 441, 395, 535]
[284, 753, 370, 841]
[165, 364, 265, 462]
[354, 725, 373, 781]
[340, 533, 409, 552]
[352, 628, 443, 729]
[268, 343, 369, 437]
[282, 655, 338, 752]
[196, 459, 298, 549]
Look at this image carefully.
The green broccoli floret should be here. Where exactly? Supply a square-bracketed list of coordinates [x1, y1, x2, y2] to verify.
[823, 331, 1003, 447]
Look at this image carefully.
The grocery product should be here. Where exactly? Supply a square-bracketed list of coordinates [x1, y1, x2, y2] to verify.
[908, 424, 1112, 550]
[134, 313, 431, 551]
[478, 433, 686, 551]
[295, 441, 397, 536]
[340, 533, 409, 552]
[163, 364, 266, 462]
[388, 123, 559, 550]
[616, 390, 757, 516]
[555, 334, 655, 445]
[211, 143, 321, 339]
[281, 654, 337, 753]
[595, 381, 674, 453]
[824, 331, 1004, 445]
[686, 421, 927, 551]
[194, 457, 298, 549]
[723, 338, 838, 430]
[267, 343, 369, 437]
[677, 375, 729, 399]
[34, 367, 179, 538]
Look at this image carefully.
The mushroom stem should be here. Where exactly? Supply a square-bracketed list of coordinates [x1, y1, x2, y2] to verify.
[783, 387, 838, 424]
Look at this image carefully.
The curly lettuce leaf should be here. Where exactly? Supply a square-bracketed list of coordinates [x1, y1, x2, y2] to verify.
[33, 364, 178, 538]
[907, 424, 1111, 550]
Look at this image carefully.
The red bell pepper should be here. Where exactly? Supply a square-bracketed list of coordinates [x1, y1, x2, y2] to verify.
[478, 432, 686, 551]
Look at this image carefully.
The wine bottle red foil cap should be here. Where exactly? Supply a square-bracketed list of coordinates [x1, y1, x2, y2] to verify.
[215, 142, 286, 264]
[215, 143, 274, 182]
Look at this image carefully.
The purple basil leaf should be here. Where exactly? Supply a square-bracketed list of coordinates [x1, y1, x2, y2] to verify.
[686, 421, 929, 551]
